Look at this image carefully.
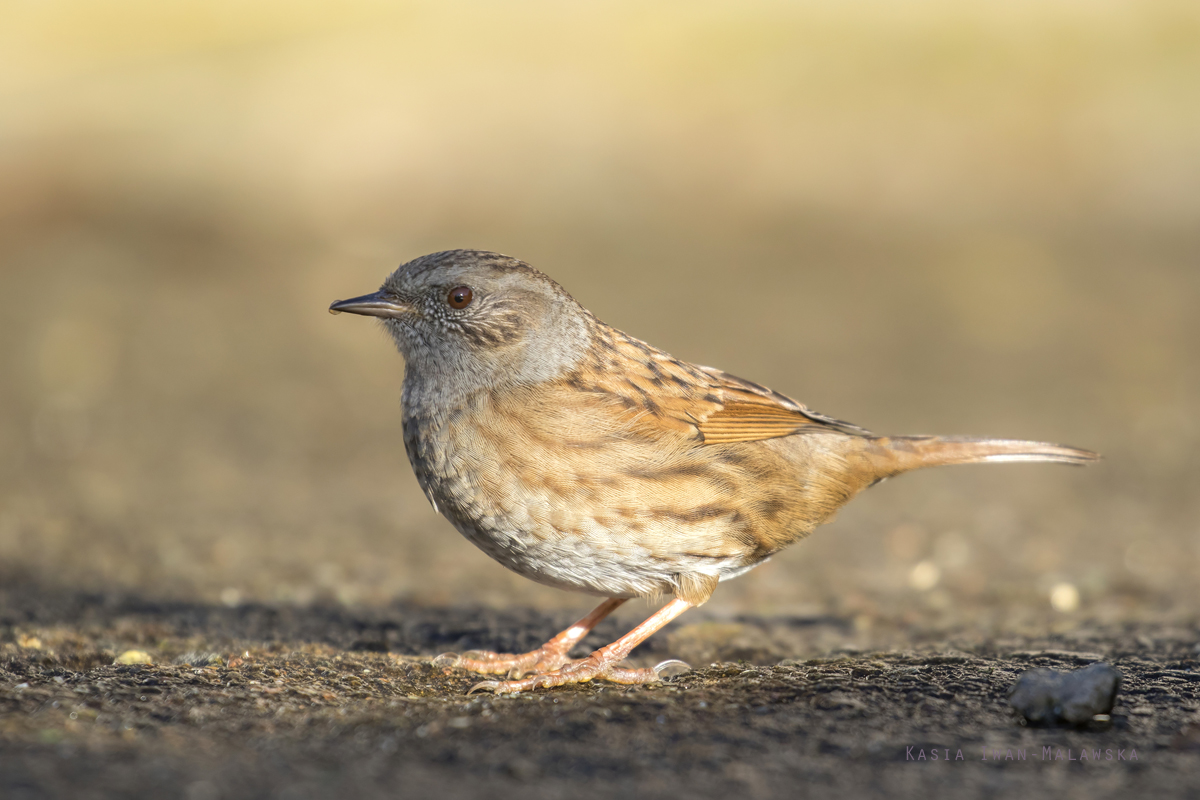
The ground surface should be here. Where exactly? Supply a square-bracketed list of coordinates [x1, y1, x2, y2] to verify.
[3, 581, 1199, 800]
[3, 5, 1200, 798]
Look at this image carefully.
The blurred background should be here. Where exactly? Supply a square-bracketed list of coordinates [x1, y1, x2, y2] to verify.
[1, 1, 1197, 641]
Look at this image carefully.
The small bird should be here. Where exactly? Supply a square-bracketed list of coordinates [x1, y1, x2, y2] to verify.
[330, 250, 1097, 693]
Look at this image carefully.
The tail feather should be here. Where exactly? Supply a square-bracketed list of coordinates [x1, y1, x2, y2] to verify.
[870, 435, 1100, 473]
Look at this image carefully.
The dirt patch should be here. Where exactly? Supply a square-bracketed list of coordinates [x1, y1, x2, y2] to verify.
[3, 582, 1198, 799]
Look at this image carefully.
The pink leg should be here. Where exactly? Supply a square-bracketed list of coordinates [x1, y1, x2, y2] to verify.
[433, 598, 627, 678]
[468, 597, 694, 694]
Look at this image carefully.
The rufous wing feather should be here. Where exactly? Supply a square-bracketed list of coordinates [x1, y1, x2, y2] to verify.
[596, 329, 869, 444]
[693, 368, 870, 444]
[698, 402, 834, 443]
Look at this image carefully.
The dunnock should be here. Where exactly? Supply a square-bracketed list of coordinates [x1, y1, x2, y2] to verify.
[330, 250, 1097, 693]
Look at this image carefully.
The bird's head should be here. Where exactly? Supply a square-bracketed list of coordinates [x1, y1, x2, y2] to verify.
[330, 250, 591, 395]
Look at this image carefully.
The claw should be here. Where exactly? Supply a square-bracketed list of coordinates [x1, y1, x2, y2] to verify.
[432, 652, 461, 668]
[468, 680, 504, 695]
[457, 655, 666, 694]
[653, 659, 692, 678]
[450, 598, 695, 693]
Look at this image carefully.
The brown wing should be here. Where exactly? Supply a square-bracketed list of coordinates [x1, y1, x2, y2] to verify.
[691, 366, 871, 443]
[581, 324, 870, 445]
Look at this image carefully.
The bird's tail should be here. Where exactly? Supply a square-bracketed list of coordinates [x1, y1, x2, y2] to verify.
[864, 435, 1100, 476]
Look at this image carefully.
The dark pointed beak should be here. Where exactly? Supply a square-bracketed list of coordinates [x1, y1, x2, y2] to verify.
[328, 291, 409, 318]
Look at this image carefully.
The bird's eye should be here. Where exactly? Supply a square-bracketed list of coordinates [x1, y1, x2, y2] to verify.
[447, 286, 473, 309]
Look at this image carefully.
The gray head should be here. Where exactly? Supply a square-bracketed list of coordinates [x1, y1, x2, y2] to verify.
[330, 250, 592, 398]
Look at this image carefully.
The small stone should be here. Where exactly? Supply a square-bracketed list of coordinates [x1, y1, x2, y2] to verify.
[504, 757, 539, 780]
[1008, 662, 1121, 726]
[114, 650, 154, 666]
[175, 652, 223, 667]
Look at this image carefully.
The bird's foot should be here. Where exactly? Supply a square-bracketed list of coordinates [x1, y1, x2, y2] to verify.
[432, 646, 574, 678]
[467, 656, 690, 694]
[431, 598, 632, 680]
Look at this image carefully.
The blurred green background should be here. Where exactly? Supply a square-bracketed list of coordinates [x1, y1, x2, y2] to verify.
[1, 1, 1197, 636]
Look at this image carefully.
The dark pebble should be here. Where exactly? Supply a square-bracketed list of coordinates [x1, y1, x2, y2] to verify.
[1008, 662, 1122, 726]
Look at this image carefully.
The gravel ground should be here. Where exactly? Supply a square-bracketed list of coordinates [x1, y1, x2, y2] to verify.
[3, 8, 1199, 797]
[3, 582, 1199, 800]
